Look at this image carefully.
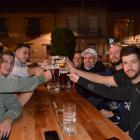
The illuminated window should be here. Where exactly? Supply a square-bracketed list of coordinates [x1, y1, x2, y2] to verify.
[114, 19, 134, 39]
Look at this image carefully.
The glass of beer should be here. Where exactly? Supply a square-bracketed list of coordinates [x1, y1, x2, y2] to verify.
[59, 56, 68, 61]
[48, 65, 59, 88]
[59, 67, 69, 89]
[56, 60, 65, 68]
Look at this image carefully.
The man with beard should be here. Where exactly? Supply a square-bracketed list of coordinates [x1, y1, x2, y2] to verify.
[67, 46, 140, 135]
[68, 46, 140, 140]
[89, 45, 126, 131]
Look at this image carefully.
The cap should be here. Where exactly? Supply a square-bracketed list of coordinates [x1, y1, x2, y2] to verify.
[81, 48, 97, 58]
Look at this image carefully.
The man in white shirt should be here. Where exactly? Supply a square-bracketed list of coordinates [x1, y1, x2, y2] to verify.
[10, 44, 42, 78]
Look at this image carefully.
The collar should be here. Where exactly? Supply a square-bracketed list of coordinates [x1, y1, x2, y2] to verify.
[0, 72, 12, 79]
[84, 64, 94, 70]
[15, 57, 27, 67]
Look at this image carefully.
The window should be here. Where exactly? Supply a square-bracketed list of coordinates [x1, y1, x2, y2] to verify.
[0, 19, 8, 37]
[88, 17, 98, 28]
[26, 18, 42, 37]
[88, 17, 99, 35]
[46, 45, 51, 55]
[67, 17, 77, 33]
[114, 19, 134, 39]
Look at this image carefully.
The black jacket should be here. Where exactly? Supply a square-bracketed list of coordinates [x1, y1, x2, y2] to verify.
[75, 62, 104, 99]
[77, 77, 140, 140]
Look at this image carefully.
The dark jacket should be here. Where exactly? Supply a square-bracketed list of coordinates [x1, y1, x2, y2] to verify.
[75, 62, 103, 99]
[77, 77, 140, 140]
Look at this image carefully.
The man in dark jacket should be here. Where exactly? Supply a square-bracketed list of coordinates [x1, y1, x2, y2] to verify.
[75, 48, 105, 106]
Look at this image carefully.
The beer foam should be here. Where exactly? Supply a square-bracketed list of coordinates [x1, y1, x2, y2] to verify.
[47, 65, 59, 69]
[59, 70, 68, 74]
[56, 60, 65, 63]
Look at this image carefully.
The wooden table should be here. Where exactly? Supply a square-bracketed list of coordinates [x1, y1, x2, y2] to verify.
[9, 87, 132, 140]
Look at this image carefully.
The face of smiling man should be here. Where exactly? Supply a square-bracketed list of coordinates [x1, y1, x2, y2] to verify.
[84, 53, 97, 68]
[0, 54, 15, 78]
[109, 45, 122, 66]
[16, 47, 30, 64]
[122, 53, 140, 80]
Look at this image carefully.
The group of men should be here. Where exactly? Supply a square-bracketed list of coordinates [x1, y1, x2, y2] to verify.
[72, 45, 125, 131]
[0, 44, 52, 140]
[1, 43, 140, 140]
[68, 45, 140, 140]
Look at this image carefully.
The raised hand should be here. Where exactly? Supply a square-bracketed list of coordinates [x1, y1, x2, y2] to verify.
[66, 58, 76, 73]
[43, 70, 52, 82]
[35, 68, 44, 76]
[67, 72, 80, 83]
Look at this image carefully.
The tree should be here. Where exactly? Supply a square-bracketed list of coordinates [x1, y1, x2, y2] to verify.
[50, 27, 76, 60]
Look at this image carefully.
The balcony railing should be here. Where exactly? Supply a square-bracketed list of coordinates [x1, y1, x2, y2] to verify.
[0, 27, 8, 38]
[26, 27, 42, 37]
[70, 28, 101, 36]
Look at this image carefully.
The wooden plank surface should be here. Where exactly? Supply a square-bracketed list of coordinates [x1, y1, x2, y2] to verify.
[9, 87, 132, 140]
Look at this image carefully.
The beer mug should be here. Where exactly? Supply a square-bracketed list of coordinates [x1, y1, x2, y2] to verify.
[59, 56, 68, 61]
[56, 60, 65, 68]
[48, 65, 59, 88]
[59, 67, 69, 89]
[56, 103, 77, 136]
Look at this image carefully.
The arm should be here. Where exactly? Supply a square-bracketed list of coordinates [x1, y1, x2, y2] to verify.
[15, 92, 34, 107]
[0, 118, 13, 139]
[10, 66, 30, 77]
[10, 66, 37, 77]
[28, 67, 37, 76]
[68, 73, 131, 101]
[77, 76, 131, 102]
[0, 94, 22, 139]
[0, 70, 52, 93]
[14, 68, 45, 107]
[67, 61, 118, 86]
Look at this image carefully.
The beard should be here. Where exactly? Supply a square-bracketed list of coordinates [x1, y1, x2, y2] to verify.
[125, 68, 140, 79]
[111, 59, 122, 66]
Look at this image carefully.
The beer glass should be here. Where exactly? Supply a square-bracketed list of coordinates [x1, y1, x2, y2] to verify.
[59, 67, 69, 89]
[56, 103, 77, 136]
[56, 60, 65, 68]
[48, 65, 59, 88]
[59, 56, 68, 61]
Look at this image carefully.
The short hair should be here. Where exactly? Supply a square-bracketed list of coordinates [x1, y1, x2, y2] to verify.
[16, 44, 30, 50]
[73, 50, 83, 60]
[74, 50, 83, 55]
[120, 46, 140, 61]
[2, 50, 15, 58]
[73, 50, 83, 57]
